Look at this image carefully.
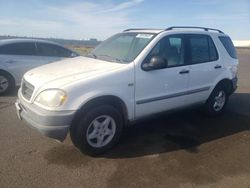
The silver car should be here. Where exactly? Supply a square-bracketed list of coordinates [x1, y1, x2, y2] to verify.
[0, 39, 79, 95]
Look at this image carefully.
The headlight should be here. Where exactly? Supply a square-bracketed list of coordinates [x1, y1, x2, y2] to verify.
[35, 89, 67, 107]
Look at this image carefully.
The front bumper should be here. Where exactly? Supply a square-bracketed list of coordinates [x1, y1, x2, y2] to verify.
[15, 92, 76, 141]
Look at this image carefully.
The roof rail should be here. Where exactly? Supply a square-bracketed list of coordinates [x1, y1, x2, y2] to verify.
[123, 28, 162, 32]
[165, 26, 224, 34]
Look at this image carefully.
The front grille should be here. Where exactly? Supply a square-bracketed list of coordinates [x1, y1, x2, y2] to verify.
[21, 80, 34, 100]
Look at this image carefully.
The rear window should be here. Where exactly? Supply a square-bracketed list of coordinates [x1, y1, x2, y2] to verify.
[219, 36, 237, 59]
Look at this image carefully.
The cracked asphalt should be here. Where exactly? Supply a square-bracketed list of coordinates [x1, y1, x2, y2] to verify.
[0, 49, 250, 188]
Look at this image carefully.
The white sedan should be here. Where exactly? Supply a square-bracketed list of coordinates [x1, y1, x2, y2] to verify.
[0, 39, 79, 95]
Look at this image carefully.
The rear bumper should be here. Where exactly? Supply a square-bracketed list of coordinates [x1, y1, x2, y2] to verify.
[231, 76, 238, 93]
[15, 91, 75, 141]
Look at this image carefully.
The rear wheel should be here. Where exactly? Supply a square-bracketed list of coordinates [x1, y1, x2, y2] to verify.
[70, 105, 123, 155]
[204, 84, 229, 116]
[0, 71, 15, 95]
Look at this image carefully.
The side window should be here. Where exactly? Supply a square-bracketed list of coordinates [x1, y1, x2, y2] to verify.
[36, 43, 72, 57]
[189, 35, 218, 64]
[208, 37, 218, 61]
[189, 36, 209, 64]
[169, 37, 185, 66]
[219, 36, 237, 59]
[0, 42, 36, 56]
[144, 35, 185, 69]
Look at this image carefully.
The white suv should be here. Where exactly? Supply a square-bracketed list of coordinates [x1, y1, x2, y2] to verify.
[15, 27, 238, 155]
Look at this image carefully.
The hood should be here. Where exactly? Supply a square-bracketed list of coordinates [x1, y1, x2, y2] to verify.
[24, 56, 126, 88]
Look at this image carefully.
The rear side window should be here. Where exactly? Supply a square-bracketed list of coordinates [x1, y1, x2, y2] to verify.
[189, 35, 218, 64]
[36, 43, 72, 57]
[208, 37, 218, 61]
[0, 42, 36, 56]
[219, 36, 237, 59]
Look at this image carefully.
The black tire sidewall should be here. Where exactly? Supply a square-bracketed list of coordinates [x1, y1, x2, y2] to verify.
[0, 71, 15, 95]
[71, 105, 123, 155]
[205, 85, 229, 116]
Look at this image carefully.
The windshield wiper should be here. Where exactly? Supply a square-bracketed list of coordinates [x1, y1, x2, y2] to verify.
[96, 54, 125, 63]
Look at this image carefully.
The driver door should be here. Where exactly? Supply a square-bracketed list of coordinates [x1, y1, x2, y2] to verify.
[135, 34, 190, 118]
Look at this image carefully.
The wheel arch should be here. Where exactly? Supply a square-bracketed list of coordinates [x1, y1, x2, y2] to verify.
[0, 69, 16, 83]
[214, 78, 233, 94]
[71, 95, 129, 127]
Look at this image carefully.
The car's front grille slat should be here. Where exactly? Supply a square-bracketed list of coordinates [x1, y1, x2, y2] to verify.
[21, 80, 34, 101]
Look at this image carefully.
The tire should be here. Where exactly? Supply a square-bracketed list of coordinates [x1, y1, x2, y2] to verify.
[70, 105, 123, 155]
[0, 71, 15, 96]
[204, 84, 229, 116]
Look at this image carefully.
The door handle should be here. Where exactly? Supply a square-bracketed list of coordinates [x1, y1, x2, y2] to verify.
[179, 70, 190, 74]
[214, 65, 222, 69]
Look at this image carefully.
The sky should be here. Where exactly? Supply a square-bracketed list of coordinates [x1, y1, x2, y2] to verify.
[0, 0, 249, 40]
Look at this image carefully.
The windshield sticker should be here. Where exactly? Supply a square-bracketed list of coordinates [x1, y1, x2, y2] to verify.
[136, 34, 154, 39]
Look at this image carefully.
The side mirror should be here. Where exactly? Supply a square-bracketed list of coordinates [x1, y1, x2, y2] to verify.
[142, 56, 167, 71]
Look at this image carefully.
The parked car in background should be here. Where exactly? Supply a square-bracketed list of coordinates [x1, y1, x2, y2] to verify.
[15, 27, 238, 155]
[0, 39, 79, 95]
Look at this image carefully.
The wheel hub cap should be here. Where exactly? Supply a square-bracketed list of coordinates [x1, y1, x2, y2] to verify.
[86, 115, 116, 148]
[213, 91, 226, 112]
[0, 76, 9, 93]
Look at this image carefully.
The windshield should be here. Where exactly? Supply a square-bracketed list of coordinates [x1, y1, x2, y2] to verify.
[89, 32, 155, 63]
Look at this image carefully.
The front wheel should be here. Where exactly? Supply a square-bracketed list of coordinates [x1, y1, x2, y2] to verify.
[204, 85, 229, 116]
[70, 105, 123, 155]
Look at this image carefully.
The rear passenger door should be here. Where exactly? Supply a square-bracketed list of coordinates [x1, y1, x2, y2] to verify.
[186, 34, 222, 104]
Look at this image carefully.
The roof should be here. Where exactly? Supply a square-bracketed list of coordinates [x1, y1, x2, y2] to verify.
[124, 29, 164, 34]
[123, 26, 226, 36]
[0, 38, 62, 46]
